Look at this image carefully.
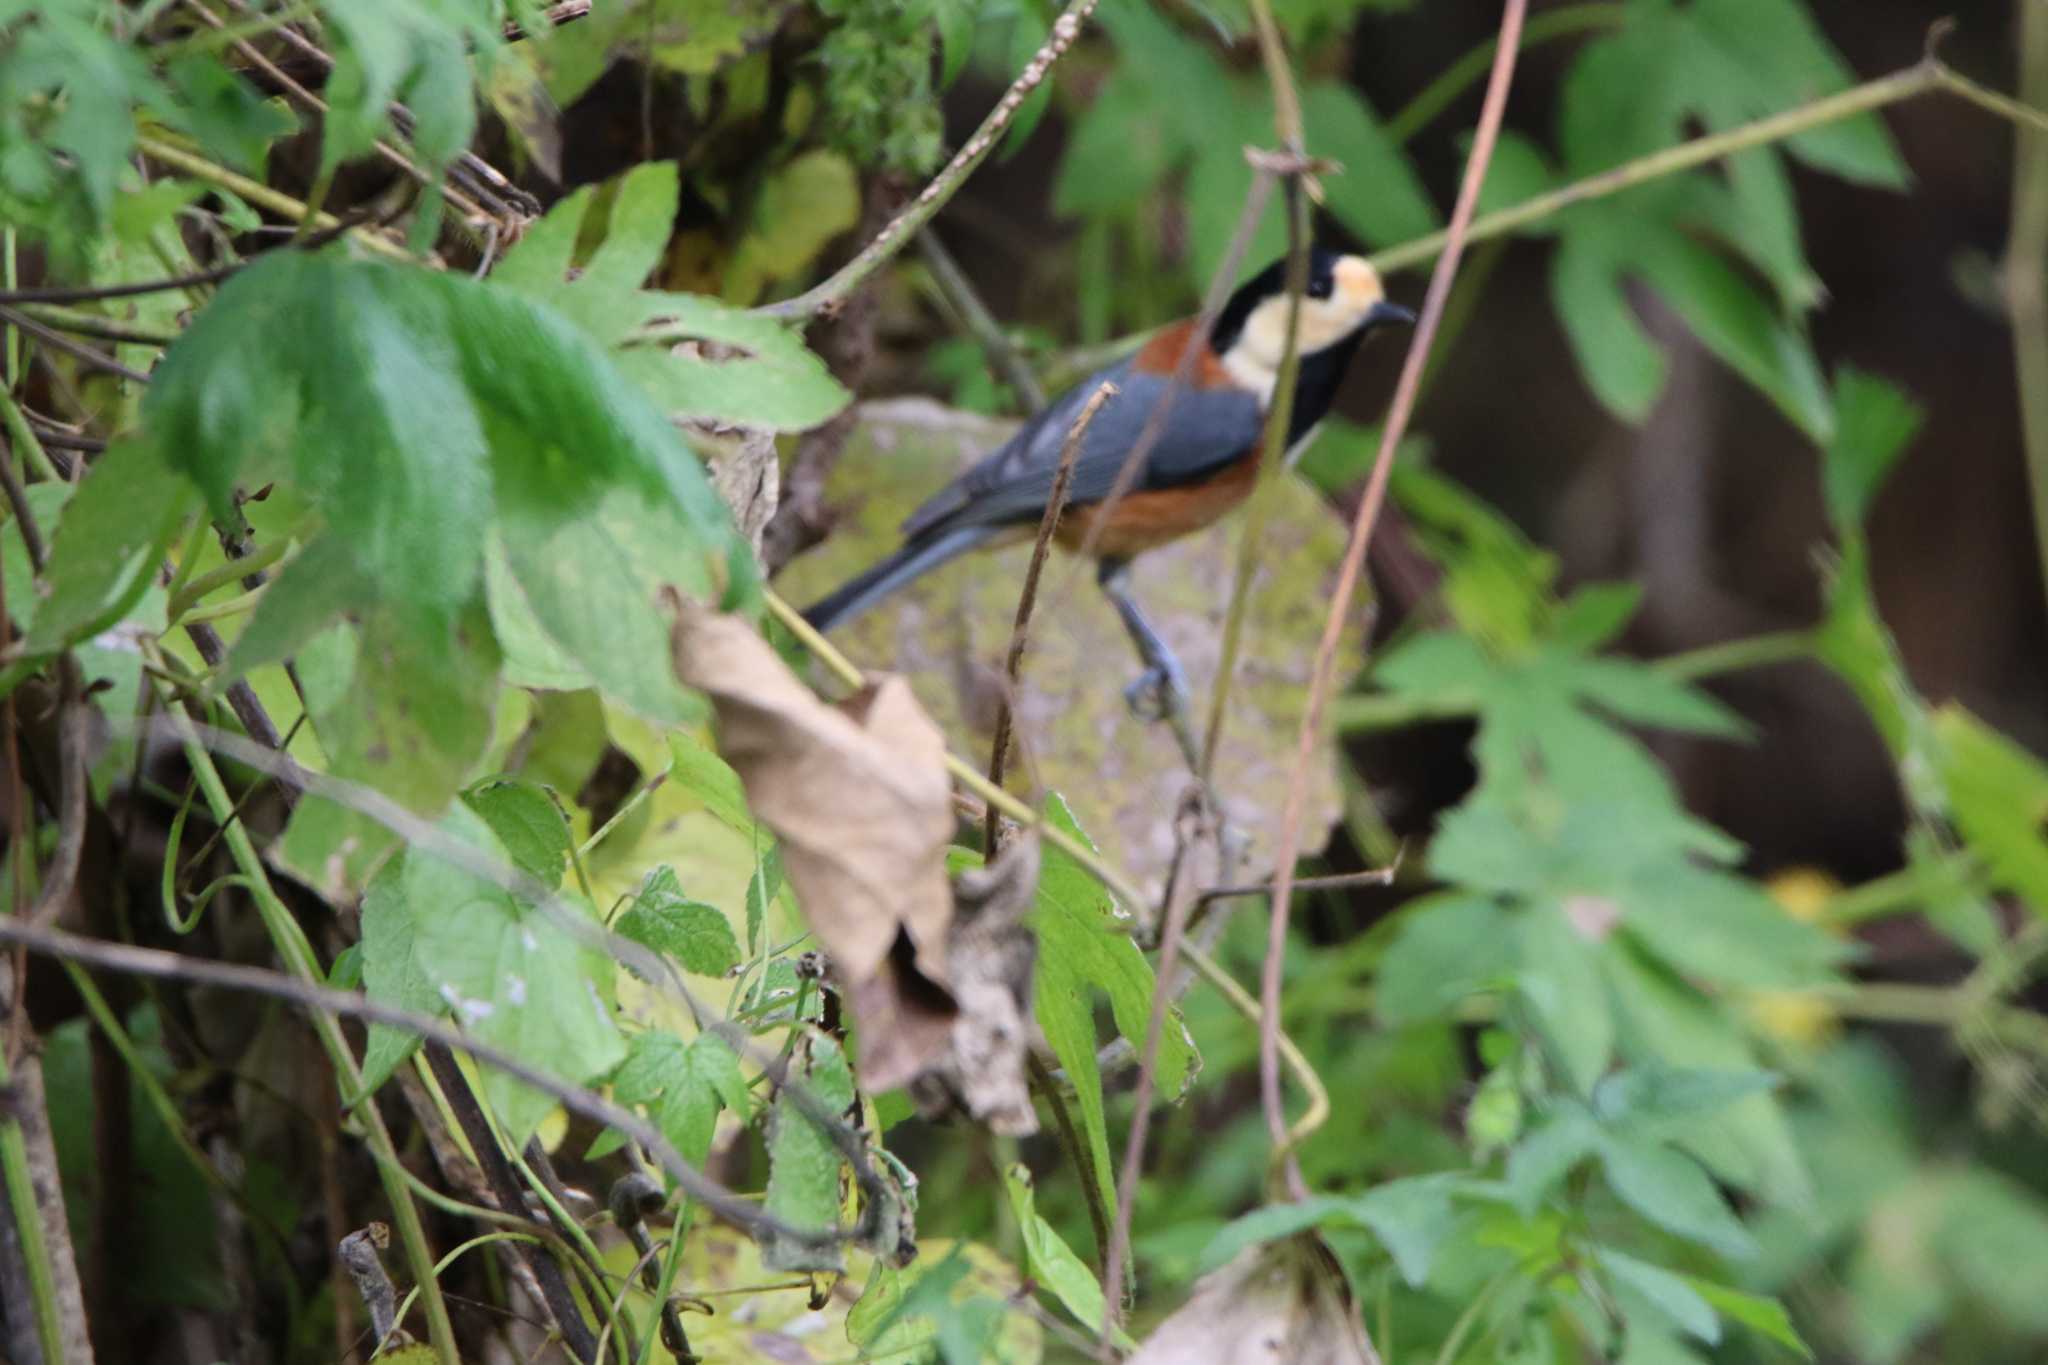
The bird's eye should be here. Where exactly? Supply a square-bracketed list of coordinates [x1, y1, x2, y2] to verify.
[1308, 276, 1333, 300]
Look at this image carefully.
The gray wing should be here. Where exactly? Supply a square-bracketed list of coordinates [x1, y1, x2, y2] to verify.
[900, 362, 1263, 540]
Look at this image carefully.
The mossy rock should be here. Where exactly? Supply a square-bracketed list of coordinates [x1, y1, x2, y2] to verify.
[773, 398, 1363, 892]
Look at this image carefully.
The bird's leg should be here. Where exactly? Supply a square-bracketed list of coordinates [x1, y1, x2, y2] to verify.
[1097, 558, 1200, 768]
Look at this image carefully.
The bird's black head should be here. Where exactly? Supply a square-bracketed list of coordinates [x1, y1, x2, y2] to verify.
[1209, 247, 1412, 361]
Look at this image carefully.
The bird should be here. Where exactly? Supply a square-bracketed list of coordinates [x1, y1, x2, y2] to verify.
[801, 246, 1413, 733]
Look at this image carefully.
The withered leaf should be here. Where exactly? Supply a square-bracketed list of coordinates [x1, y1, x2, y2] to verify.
[667, 598, 956, 1092]
[1130, 1232, 1382, 1365]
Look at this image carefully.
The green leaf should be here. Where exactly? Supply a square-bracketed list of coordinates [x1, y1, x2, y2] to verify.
[1821, 368, 1924, 529]
[462, 777, 573, 891]
[727, 150, 863, 300]
[1548, 652, 1746, 737]
[1506, 1104, 1602, 1212]
[357, 858, 439, 1096]
[1198, 1177, 1461, 1287]
[1551, 582, 1642, 651]
[616, 865, 743, 977]
[1598, 1132, 1757, 1260]
[1551, 221, 1668, 422]
[1303, 83, 1439, 249]
[1517, 904, 1613, 1095]
[1350, 1174, 1463, 1287]
[162, 54, 298, 175]
[320, 0, 495, 173]
[1684, 1278, 1811, 1357]
[1932, 1169, 2048, 1335]
[762, 1029, 857, 1272]
[404, 804, 626, 1142]
[1002, 1164, 1134, 1347]
[1592, 1067, 1780, 1131]
[667, 731, 754, 832]
[1375, 894, 1515, 1025]
[1473, 129, 1557, 222]
[1198, 1196, 1356, 1276]
[490, 487, 714, 725]
[279, 600, 502, 893]
[1597, 1245, 1720, 1346]
[145, 251, 753, 624]
[1033, 795, 1195, 1225]
[495, 163, 848, 430]
[22, 439, 194, 656]
[1934, 706, 2048, 913]
[613, 1027, 750, 1167]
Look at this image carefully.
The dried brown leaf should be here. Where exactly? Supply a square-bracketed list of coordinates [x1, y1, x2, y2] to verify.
[667, 598, 956, 1092]
[1129, 1232, 1381, 1365]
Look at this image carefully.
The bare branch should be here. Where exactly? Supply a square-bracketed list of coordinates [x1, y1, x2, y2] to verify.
[1259, 0, 1532, 1196]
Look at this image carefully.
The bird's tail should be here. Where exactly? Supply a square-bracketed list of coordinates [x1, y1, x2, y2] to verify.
[801, 525, 994, 632]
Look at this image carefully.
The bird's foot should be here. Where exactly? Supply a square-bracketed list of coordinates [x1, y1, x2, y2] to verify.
[1122, 662, 1190, 723]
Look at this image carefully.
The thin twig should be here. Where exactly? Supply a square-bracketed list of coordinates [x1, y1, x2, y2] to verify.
[135, 133, 415, 262]
[1196, 866, 1397, 908]
[1261, 0, 1531, 1201]
[2008, 3, 2048, 615]
[919, 230, 1047, 411]
[0, 262, 241, 305]
[1384, 2, 1625, 145]
[0, 917, 864, 1256]
[425, 1044, 600, 1362]
[1099, 799, 1209, 1345]
[1368, 58, 1939, 275]
[983, 380, 1117, 854]
[758, 0, 1102, 319]
[109, 709, 893, 1242]
[181, 0, 500, 231]
[0, 306, 152, 385]
[15, 303, 177, 346]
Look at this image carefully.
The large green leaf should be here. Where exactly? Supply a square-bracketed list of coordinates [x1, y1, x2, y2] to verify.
[497, 161, 849, 429]
[148, 249, 751, 621]
[612, 1026, 751, 1168]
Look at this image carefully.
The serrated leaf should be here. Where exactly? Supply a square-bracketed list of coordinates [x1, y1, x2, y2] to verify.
[614, 1027, 750, 1167]
[462, 777, 572, 890]
[1506, 1104, 1603, 1212]
[616, 865, 742, 977]
[1033, 795, 1196, 1226]
[320, 0, 494, 173]
[404, 804, 625, 1142]
[146, 251, 753, 629]
[762, 1029, 856, 1272]
[495, 164, 848, 429]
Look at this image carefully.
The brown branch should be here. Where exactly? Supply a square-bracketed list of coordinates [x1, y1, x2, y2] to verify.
[104, 713, 894, 1243]
[982, 380, 1116, 854]
[917, 230, 1047, 412]
[424, 1044, 599, 1363]
[0, 916, 861, 1255]
[1259, 0, 1530, 1198]
[0, 306, 152, 385]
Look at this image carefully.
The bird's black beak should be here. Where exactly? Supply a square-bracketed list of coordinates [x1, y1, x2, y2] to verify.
[1368, 300, 1417, 328]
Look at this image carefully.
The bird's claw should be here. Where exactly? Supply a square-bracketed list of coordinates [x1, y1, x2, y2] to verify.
[1122, 664, 1188, 723]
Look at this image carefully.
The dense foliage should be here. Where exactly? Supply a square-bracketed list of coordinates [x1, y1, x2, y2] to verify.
[0, 1, 2044, 1363]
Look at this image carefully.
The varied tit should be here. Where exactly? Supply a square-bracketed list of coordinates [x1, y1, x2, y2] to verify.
[801, 247, 1413, 729]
